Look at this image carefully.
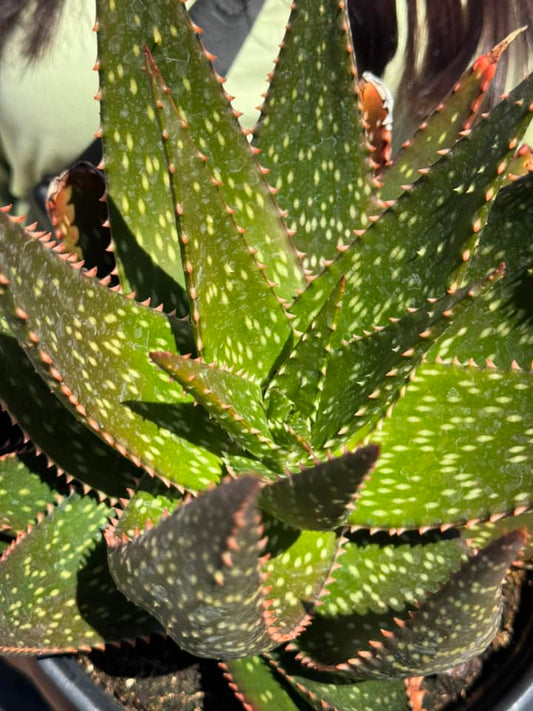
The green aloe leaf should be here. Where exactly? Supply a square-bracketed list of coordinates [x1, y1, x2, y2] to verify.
[291, 74, 533, 337]
[259, 446, 379, 530]
[312, 271, 502, 450]
[0, 451, 65, 533]
[0, 213, 224, 491]
[352, 360, 532, 529]
[96, 0, 187, 311]
[507, 144, 533, 180]
[262, 517, 339, 642]
[269, 653, 409, 711]
[253, 0, 375, 270]
[98, 0, 304, 305]
[0, 322, 137, 500]
[339, 531, 525, 678]
[321, 534, 468, 617]
[224, 453, 282, 483]
[291, 534, 468, 665]
[463, 512, 533, 565]
[431, 172, 533, 369]
[113, 473, 183, 538]
[380, 33, 518, 200]
[108, 476, 275, 658]
[221, 656, 308, 711]
[0, 494, 160, 653]
[349, 361, 532, 530]
[266, 277, 345, 426]
[151, 352, 280, 463]
[145, 50, 293, 382]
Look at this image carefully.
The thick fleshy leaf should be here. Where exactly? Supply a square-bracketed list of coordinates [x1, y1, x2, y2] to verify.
[463, 512, 533, 565]
[266, 277, 345, 426]
[339, 531, 525, 679]
[349, 361, 532, 529]
[507, 143, 533, 179]
[113, 473, 183, 538]
[262, 517, 339, 642]
[380, 32, 520, 200]
[151, 352, 280, 463]
[224, 453, 282, 483]
[430, 172, 533, 370]
[312, 271, 502, 449]
[0, 212, 224, 491]
[269, 653, 409, 711]
[145, 50, 292, 381]
[0, 325, 137, 500]
[108, 476, 275, 658]
[97, 0, 304, 305]
[0, 451, 64, 533]
[221, 657, 308, 711]
[321, 534, 468, 617]
[96, 0, 187, 310]
[253, 0, 375, 270]
[292, 535, 468, 665]
[290, 74, 533, 337]
[259, 446, 379, 530]
[0, 494, 160, 653]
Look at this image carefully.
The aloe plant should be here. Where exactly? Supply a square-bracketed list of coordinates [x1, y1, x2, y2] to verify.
[0, 1, 532, 709]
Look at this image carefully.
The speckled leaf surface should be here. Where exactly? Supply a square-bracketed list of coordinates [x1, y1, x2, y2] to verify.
[259, 447, 379, 530]
[108, 476, 275, 658]
[266, 277, 345, 426]
[0, 494, 160, 653]
[151, 352, 279, 463]
[291, 535, 468, 665]
[113, 473, 183, 538]
[0, 213, 224, 491]
[253, 0, 375, 271]
[507, 143, 533, 179]
[430, 173, 533, 369]
[269, 653, 409, 711]
[225, 453, 282, 483]
[312, 274, 500, 450]
[145, 51, 292, 382]
[292, 534, 468, 668]
[463, 513, 533, 565]
[222, 656, 308, 711]
[291, 74, 533, 336]
[321, 535, 468, 617]
[380, 39, 508, 200]
[98, 0, 304, 305]
[341, 531, 525, 678]
[0, 451, 63, 533]
[0, 326, 137, 500]
[261, 516, 339, 642]
[348, 361, 532, 529]
[96, 0, 186, 307]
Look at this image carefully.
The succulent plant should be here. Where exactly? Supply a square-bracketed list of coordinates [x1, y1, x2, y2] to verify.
[0, 1, 532, 709]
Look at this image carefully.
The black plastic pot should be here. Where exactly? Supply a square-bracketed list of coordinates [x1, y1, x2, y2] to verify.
[491, 660, 533, 711]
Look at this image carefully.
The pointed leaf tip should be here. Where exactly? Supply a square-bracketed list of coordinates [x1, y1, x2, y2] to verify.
[260, 445, 380, 530]
[108, 476, 278, 658]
